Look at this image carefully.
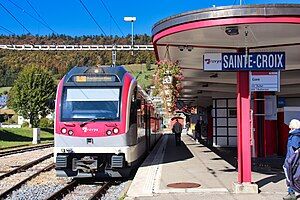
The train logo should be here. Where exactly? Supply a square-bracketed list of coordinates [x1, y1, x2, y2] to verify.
[81, 127, 99, 133]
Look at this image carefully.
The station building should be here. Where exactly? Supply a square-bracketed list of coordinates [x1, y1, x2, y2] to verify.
[152, 4, 300, 189]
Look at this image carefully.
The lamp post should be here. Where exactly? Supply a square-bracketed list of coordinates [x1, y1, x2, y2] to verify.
[124, 16, 136, 55]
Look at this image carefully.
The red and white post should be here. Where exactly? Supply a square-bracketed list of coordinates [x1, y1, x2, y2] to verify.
[234, 71, 258, 193]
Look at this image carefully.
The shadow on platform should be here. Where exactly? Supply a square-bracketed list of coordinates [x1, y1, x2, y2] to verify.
[256, 172, 286, 188]
[163, 134, 194, 164]
[197, 139, 284, 170]
[141, 134, 194, 167]
[194, 138, 286, 187]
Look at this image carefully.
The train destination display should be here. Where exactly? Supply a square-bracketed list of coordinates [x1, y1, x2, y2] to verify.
[204, 52, 285, 71]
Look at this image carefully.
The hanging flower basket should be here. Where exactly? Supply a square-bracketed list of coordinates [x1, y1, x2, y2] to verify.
[153, 60, 183, 113]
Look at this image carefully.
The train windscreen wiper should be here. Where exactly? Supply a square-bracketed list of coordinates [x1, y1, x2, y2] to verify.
[79, 117, 117, 127]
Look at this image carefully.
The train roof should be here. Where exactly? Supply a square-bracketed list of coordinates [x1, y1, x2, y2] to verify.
[64, 66, 128, 83]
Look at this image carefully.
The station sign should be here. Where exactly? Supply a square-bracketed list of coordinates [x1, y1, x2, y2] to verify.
[250, 71, 280, 92]
[203, 52, 285, 71]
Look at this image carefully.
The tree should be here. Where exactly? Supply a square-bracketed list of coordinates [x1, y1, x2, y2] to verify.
[8, 65, 56, 127]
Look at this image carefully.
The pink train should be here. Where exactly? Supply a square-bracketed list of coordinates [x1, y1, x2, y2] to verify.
[54, 66, 162, 178]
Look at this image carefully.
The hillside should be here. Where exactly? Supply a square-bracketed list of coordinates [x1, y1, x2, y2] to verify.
[0, 34, 156, 89]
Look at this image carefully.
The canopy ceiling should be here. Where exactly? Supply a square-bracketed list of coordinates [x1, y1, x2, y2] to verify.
[152, 4, 300, 106]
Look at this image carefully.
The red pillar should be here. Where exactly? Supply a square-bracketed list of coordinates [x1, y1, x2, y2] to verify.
[237, 71, 252, 183]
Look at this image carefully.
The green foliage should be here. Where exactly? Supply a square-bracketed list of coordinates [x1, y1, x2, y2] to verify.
[153, 60, 183, 113]
[146, 61, 152, 71]
[0, 87, 11, 94]
[0, 115, 4, 123]
[8, 65, 56, 128]
[0, 65, 20, 87]
[39, 118, 54, 128]
[124, 64, 156, 90]
[21, 121, 29, 128]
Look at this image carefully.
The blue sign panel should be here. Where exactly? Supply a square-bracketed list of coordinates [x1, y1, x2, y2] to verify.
[222, 52, 285, 71]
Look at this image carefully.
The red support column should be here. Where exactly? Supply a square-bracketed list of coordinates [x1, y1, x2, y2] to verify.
[237, 71, 252, 183]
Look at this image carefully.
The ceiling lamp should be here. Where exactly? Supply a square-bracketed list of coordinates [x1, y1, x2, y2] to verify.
[225, 26, 239, 36]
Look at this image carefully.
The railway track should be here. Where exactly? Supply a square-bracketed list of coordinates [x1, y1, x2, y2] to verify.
[0, 163, 55, 199]
[0, 143, 53, 157]
[46, 180, 112, 200]
[0, 153, 53, 181]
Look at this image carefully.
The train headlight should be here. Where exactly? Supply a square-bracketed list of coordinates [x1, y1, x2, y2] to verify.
[61, 128, 67, 134]
[106, 130, 112, 136]
[113, 127, 119, 134]
[68, 130, 74, 136]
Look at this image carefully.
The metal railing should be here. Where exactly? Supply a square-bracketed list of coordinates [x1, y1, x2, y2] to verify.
[0, 44, 154, 51]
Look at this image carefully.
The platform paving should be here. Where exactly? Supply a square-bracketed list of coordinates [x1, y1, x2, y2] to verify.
[126, 132, 287, 200]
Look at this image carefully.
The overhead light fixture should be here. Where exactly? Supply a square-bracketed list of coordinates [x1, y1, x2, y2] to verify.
[197, 90, 203, 94]
[225, 26, 239, 36]
[178, 45, 185, 51]
[186, 46, 193, 52]
[124, 16, 136, 22]
[202, 83, 209, 87]
[177, 45, 193, 52]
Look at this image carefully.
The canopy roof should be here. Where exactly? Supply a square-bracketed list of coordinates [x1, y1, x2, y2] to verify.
[152, 4, 300, 106]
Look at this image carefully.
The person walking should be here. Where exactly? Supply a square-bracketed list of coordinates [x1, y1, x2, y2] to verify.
[195, 120, 201, 143]
[283, 119, 300, 200]
[172, 119, 183, 146]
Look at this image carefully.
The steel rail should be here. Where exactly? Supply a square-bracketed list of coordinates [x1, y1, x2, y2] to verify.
[45, 181, 113, 200]
[0, 163, 55, 199]
[45, 180, 79, 200]
[88, 181, 112, 200]
[0, 143, 53, 157]
[0, 153, 53, 180]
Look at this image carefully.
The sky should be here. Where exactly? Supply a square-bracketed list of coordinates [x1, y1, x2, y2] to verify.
[0, 0, 299, 36]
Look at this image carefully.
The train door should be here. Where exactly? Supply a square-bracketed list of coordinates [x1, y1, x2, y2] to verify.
[129, 87, 138, 145]
[144, 104, 151, 152]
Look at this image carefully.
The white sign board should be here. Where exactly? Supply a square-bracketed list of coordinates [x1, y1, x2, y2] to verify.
[250, 71, 280, 92]
[203, 53, 222, 71]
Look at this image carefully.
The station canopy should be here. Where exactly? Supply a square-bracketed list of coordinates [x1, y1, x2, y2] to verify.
[152, 4, 300, 106]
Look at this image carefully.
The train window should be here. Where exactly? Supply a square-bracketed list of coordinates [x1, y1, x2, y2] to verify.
[61, 87, 121, 121]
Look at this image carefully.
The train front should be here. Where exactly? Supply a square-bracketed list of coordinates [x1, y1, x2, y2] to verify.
[54, 66, 137, 178]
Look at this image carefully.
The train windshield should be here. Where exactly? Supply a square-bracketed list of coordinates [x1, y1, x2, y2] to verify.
[61, 87, 120, 121]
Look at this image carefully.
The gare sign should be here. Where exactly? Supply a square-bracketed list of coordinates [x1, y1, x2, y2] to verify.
[203, 52, 285, 71]
[250, 71, 280, 92]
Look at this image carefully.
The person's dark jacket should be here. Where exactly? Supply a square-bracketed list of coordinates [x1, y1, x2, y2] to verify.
[284, 148, 300, 193]
[195, 122, 201, 134]
[172, 122, 182, 135]
[286, 129, 300, 160]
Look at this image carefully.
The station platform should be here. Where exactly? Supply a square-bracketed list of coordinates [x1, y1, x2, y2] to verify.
[126, 131, 287, 200]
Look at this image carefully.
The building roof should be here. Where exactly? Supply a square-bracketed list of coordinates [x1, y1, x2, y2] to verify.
[0, 109, 16, 115]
